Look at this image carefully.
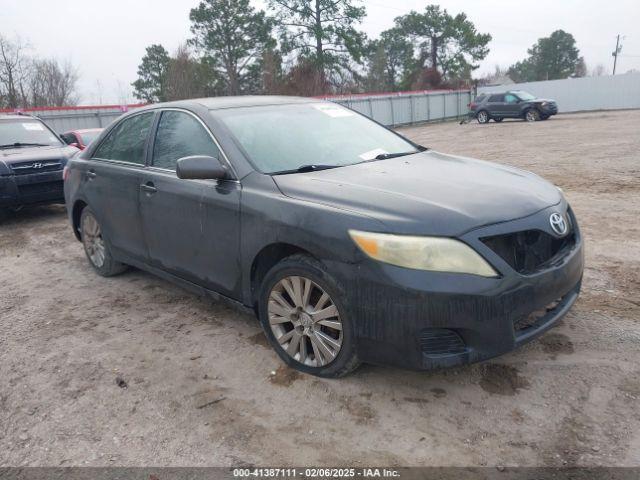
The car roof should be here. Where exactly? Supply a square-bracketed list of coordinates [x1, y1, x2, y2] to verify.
[0, 114, 41, 121]
[66, 128, 103, 134]
[135, 95, 317, 113]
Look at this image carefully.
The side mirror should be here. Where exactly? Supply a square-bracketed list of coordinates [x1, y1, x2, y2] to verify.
[176, 155, 227, 180]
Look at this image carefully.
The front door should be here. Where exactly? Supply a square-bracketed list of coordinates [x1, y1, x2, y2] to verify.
[83, 111, 156, 262]
[139, 109, 241, 298]
[503, 93, 521, 117]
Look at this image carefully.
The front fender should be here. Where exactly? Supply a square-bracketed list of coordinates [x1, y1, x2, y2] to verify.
[239, 172, 385, 305]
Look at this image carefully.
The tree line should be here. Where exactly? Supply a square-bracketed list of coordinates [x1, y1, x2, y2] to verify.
[0, 35, 79, 109]
[134, 1, 593, 103]
[133, 0, 495, 102]
[0, 2, 593, 109]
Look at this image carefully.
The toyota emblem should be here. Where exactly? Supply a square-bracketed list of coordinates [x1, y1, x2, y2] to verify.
[549, 213, 568, 236]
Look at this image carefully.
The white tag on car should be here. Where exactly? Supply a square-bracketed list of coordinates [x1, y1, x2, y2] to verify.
[359, 148, 388, 160]
[312, 103, 355, 118]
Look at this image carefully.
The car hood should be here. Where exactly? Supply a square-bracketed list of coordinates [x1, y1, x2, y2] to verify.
[0, 145, 77, 174]
[272, 150, 562, 236]
[0, 144, 77, 163]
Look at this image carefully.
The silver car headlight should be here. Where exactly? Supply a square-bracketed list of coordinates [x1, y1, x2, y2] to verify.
[349, 230, 498, 277]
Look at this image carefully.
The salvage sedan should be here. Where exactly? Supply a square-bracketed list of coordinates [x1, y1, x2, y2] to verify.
[64, 96, 583, 377]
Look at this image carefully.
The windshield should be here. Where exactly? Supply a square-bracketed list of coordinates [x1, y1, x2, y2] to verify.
[0, 119, 62, 147]
[79, 130, 101, 145]
[513, 91, 536, 101]
[215, 103, 419, 174]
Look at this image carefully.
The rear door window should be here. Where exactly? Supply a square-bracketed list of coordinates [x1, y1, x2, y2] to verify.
[151, 110, 220, 171]
[488, 94, 504, 102]
[93, 112, 154, 164]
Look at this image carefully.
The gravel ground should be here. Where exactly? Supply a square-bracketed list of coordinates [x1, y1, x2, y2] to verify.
[1, 110, 639, 467]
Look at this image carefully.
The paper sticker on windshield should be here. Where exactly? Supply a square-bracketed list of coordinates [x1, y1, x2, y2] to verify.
[22, 123, 44, 131]
[359, 148, 388, 160]
[312, 103, 354, 118]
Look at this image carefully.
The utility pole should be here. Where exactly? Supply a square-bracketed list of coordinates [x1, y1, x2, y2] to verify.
[612, 34, 623, 75]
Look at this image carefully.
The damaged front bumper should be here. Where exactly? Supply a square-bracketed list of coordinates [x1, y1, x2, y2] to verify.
[329, 205, 584, 370]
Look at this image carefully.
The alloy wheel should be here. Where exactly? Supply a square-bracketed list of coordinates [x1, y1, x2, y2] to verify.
[477, 111, 488, 124]
[525, 110, 539, 122]
[82, 213, 106, 268]
[268, 275, 343, 367]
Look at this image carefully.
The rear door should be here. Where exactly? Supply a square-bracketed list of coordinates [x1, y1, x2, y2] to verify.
[139, 109, 241, 298]
[83, 111, 156, 262]
[486, 94, 505, 116]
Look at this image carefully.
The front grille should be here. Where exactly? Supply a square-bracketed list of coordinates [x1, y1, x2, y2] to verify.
[10, 160, 63, 175]
[18, 181, 63, 196]
[481, 228, 575, 275]
[419, 329, 466, 356]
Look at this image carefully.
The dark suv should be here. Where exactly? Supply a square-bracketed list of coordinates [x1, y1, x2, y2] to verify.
[469, 90, 558, 123]
[0, 114, 78, 212]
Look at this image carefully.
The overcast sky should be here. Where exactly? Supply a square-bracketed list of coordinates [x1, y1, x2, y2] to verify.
[1, 0, 639, 104]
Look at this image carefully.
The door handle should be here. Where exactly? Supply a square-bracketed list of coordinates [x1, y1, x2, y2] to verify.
[140, 182, 157, 194]
[86, 170, 96, 180]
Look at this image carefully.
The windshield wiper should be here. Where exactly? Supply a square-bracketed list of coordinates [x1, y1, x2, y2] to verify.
[0, 142, 51, 149]
[374, 149, 424, 160]
[271, 164, 342, 175]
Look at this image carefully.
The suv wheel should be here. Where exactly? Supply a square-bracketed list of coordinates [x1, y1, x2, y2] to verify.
[476, 110, 490, 124]
[80, 207, 128, 277]
[525, 109, 540, 122]
[258, 254, 360, 378]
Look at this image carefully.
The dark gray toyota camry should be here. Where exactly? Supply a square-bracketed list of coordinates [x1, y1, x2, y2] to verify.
[64, 96, 583, 377]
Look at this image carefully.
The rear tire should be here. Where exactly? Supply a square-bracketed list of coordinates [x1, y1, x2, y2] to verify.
[80, 207, 128, 277]
[258, 254, 360, 378]
[476, 110, 490, 124]
[525, 109, 540, 122]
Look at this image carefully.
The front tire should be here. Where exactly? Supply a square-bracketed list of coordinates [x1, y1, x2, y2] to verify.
[476, 110, 490, 124]
[258, 254, 360, 378]
[525, 109, 540, 122]
[80, 207, 127, 277]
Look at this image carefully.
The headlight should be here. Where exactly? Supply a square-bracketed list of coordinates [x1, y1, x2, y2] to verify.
[541, 101, 548, 106]
[349, 230, 498, 277]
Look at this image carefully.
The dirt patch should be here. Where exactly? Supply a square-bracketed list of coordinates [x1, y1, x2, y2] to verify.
[478, 364, 531, 396]
[403, 397, 430, 404]
[431, 388, 447, 398]
[618, 376, 640, 397]
[268, 365, 301, 387]
[341, 397, 376, 425]
[539, 333, 575, 356]
[248, 331, 270, 349]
